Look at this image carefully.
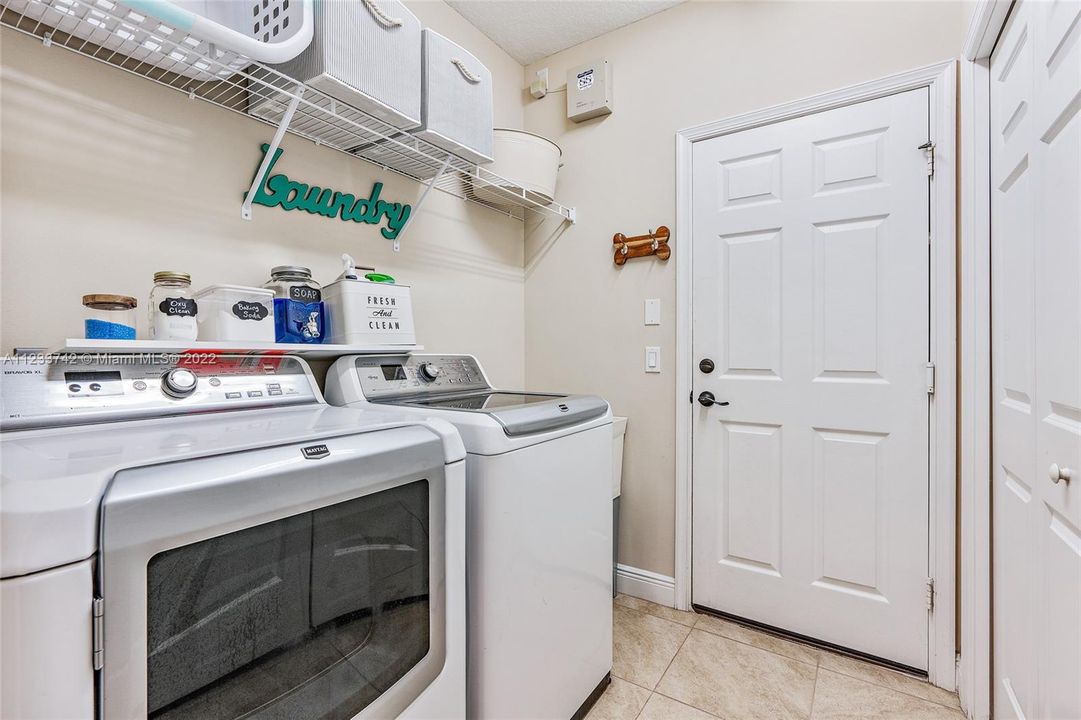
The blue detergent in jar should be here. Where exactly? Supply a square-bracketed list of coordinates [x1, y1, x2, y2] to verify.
[264, 266, 325, 344]
[83, 294, 138, 340]
[85, 319, 137, 340]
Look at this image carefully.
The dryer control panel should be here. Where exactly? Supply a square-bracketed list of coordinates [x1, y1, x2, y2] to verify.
[0, 353, 319, 430]
[352, 354, 490, 400]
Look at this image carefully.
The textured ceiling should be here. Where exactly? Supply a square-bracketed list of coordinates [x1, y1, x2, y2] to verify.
[445, 1, 685, 64]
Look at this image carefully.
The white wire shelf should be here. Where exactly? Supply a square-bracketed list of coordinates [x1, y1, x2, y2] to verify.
[52, 338, 422, 360]
[0, 0, 576, 225]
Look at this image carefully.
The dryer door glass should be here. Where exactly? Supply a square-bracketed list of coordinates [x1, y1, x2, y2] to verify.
[145, 480, 431, 720]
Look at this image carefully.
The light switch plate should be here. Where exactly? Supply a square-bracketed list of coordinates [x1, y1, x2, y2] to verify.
[644, 299, 660, 326]
[645, 346, 661, 373]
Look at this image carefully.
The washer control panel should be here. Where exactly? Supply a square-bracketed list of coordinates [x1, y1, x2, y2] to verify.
[353, 354, 489, 400]
[1, 354, 319, 430]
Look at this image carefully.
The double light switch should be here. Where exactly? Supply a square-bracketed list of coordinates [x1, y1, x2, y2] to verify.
[644, 299, 661, 373]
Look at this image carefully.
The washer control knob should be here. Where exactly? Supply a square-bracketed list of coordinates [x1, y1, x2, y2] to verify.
[161, 368, 198, 399]
[418, 362, 441, 381]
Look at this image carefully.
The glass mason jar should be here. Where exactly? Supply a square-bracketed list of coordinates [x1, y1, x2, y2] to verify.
[149, 272, 198, 341]
[83, 294, 138, 340]
[263, 266, 325, 344]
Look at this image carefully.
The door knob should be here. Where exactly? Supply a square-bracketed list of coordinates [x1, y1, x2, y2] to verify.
[697, 391, 729, 408]
[1049, 464, 1073, 485]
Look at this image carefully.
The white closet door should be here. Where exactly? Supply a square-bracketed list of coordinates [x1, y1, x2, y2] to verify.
[690, 88, 931, 669]
[991, 0, 1081, 717]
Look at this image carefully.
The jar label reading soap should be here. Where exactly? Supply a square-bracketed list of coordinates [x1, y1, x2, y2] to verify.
[289, 286, 321, 303]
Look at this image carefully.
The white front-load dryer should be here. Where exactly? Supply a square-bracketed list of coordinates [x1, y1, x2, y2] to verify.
[0, 353, 466, 720]
[325, 354, 613, 720]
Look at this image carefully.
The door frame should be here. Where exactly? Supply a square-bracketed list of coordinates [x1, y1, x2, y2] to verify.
[957, 3, 1014, 719]
[673, 60, 958, 689]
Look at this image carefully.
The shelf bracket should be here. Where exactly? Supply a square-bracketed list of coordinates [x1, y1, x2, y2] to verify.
[242, 85, 305, 221]
[389, 155, 452, 252]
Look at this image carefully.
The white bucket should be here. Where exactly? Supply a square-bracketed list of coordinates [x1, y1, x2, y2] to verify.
[472, 129, 562, 207]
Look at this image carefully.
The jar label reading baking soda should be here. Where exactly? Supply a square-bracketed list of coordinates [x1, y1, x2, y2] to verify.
[232, 301, 270, 321]
[158, 297, 198, 317]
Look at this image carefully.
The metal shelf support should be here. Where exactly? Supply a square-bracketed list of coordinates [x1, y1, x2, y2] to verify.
[241, 85, 305, 221]
[390, 155, 452, 251]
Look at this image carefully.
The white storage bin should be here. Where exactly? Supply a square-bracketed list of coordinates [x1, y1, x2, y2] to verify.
[193, 285, 276, 342]
[255, 0, 422, 129]
[415, 29, 494, 165]
[5, 0, 313, 81]
[323, 279, 416, 346]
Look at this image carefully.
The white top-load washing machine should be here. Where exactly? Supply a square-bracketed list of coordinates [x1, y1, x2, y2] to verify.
[325, 353, 613, 720]
[0, 353, 466, 720]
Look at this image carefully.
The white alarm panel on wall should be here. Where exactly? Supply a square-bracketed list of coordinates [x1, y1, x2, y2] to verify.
[567, 58, 612, 122]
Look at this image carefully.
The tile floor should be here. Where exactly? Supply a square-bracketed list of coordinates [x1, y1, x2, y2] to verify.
[589, 595, 964, 720]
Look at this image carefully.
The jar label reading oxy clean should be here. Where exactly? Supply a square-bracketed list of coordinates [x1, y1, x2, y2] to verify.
[158, 297, 198, 317]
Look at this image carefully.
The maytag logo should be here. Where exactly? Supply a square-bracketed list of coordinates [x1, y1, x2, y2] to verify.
[302, 444, 330, 460]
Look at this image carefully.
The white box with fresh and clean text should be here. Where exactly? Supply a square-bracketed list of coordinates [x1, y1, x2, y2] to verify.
[323, 278, 416, 346]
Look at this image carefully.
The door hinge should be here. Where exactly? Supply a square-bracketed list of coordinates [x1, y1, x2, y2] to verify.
[926, 578, 935, 612]
[925, 362, 936, 395]
[92, 597, 104, 671]
[918, 141, 936, 178]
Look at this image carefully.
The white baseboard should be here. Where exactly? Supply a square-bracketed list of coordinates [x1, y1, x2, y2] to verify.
[615, 564, 676, 607]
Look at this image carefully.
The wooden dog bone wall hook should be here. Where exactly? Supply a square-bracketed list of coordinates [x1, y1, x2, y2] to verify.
[613, 225, 671, 266]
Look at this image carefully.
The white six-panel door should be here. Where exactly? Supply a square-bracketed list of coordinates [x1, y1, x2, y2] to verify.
[991, 0, 1081, 717]
[690, 89, 932, 669]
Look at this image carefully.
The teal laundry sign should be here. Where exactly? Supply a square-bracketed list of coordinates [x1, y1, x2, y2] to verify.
[247, 144, 412, 239]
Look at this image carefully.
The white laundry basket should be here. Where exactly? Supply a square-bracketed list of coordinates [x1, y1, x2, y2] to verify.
[5, 0, 313, 81]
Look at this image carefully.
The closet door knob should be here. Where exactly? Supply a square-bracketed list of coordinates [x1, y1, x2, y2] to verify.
[1049, 464, 1073, 485]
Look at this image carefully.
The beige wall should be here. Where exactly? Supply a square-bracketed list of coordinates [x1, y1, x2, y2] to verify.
[0, 0, 527, 386]
[521, 1, 972, 577]
[0, 0, 977, 581]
